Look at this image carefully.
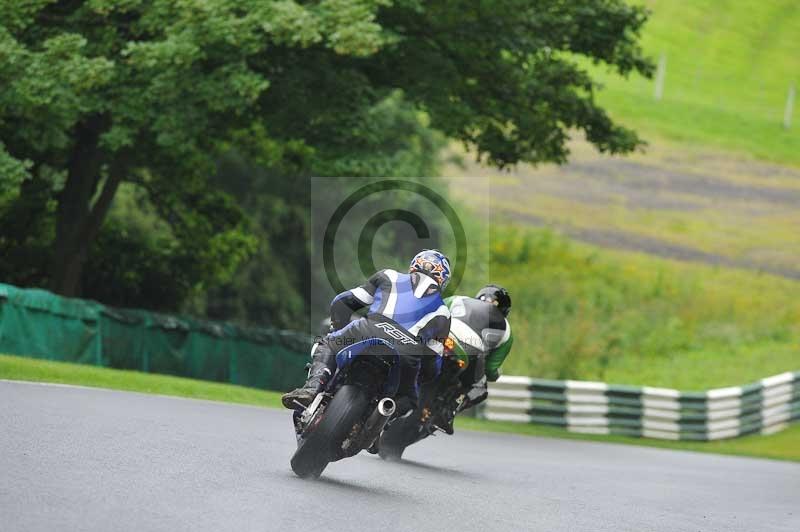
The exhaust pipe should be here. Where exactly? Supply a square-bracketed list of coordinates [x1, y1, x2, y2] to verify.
[361, 397, 397, 449]
[377, 397, 396, 417]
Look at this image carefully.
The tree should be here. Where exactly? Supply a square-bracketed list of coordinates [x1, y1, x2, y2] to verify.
[0, 0, 651, 302]
[0, 0, 395, 296]
[203, 91, 446, 329]
[252, 0, 653, 167]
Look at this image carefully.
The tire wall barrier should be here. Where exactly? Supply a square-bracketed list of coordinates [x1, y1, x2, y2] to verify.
[0, 283, 310, 392]
[480, 372, 800, 440]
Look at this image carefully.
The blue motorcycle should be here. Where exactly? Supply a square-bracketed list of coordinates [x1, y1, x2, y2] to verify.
[290, 338, 399, 478]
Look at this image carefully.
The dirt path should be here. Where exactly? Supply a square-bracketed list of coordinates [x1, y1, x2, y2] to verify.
[445, 139, 800, 279]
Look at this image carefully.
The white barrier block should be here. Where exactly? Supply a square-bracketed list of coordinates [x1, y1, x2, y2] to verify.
[761, 402, 791, 419]
[642, 398, 680, 411]
[565, 388, 608, 403]
[761, 411, 792, 427]
[566, 380, 608, 392]
[487, 389, 534, 400]
[642, 386, 681, 398]
[642, 419, 680, 432]
[565, 391, 609, 405]
[485, 399, 531, 411]
[566, 415, 609, 427]
[567, 404, 609, 415]
[706, 386, 742, 400]
[707, 427, 740, 440]
[706, 397, 742, 412]
[762, 383, 793, 400]
[642, 429, 681, 440]
[642, 408, 681, 421]
[762, 392, 794, 409]
[706, 406, 742, 421]
[707, 418, 740, 432]
[495, 375, 534, 386]
[485, 412, 532, 423]
[761, 372, 795, 388]
[569, 426, 610, 435]
[762, 422, 788, 435]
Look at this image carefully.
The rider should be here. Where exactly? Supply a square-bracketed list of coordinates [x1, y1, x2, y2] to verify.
[444, 284, 513, 426]
[282, 249, 453, 415]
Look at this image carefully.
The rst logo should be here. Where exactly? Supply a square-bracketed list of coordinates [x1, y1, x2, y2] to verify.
[374, 322, 417, 345]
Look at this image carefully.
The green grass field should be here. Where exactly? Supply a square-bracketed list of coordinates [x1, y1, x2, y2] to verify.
[456, 228, 800, 390]
[2, 354, 797, 462]
[589, 0, 800, 165]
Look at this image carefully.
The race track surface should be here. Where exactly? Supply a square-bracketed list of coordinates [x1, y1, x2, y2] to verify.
[2, 380, 798, 532]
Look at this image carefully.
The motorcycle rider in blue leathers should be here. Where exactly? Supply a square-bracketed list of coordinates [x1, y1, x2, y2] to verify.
[282, 250, 452, 415]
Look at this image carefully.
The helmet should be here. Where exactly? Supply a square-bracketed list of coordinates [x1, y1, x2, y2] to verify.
[476, 284, 511, 317]
[409, 249, 451, 290]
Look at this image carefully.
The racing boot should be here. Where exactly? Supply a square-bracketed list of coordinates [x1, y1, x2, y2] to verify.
[281, 361, 331, 409]
[281, 345, 335, 409]
[437, 410, 456, 435]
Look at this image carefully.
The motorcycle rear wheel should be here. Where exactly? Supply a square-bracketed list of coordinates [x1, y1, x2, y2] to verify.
[290, 384, 368, 479]
[377, 412, 421, 461]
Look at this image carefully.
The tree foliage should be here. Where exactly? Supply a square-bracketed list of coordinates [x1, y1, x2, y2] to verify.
[0, 0, 652, 325]
[202, 92, 446, 329]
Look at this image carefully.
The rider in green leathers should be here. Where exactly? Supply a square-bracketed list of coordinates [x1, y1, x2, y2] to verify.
[443, 284, 513, 427]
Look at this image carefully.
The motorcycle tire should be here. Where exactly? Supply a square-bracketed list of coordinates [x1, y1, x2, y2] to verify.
[290, 384, 369, 478]
[377, 411, 421, 461]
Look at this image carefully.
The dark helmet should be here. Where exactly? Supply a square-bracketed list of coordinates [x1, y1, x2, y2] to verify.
[476, 284, 511, 317]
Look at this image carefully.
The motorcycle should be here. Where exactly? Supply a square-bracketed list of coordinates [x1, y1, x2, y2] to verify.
[377, 335, 470, 461]
[289, 337, 400, 478]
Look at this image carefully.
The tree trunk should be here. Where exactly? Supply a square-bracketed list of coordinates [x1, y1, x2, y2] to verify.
[50, 115, 124, 298]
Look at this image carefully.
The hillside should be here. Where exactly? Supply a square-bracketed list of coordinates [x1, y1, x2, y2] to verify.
[475, 227, 800, 390]
[440, 1, 800, 388]
[446, 139, 800, 281]
[589, 0, 800, 164]
[443, 141, 800, 389]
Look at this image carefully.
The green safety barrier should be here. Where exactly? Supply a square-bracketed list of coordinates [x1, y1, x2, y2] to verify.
[0, 283, 312, 392]
[483, 372, 800, 440]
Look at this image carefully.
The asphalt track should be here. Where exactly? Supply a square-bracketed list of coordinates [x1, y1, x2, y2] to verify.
[2, 381, 798, 532]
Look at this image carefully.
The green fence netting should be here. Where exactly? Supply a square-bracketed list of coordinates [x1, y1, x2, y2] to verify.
[0, 283, 312, 392]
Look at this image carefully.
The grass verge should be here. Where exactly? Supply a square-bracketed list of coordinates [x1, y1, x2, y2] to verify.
[2, 354, 797, 462]
[0, 353, 283, 409]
